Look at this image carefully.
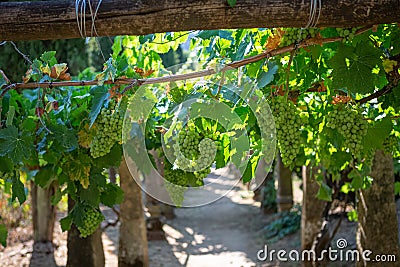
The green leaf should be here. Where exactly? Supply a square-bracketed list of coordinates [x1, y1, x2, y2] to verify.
[257, 62, 278, 88]
[349, 169, 363, 189]
[242, 151, 260, 183]
[100, 183, 124, 207]
[0, 224, 7, 247]
[0, 157, 14, 172]
[48, 124, 78, 152]
[40, 51, 57, 66]
[60, 216, 73, 232]
[329, 43, 383, 94]
[12, 175, 26, 204]
[93, 144, 122, 168]
[227, 0, 237, 7]
[80, 185, 100, 207]
[316, 183, 332, 201]
[395, 182, 400, 196]
[6, 106, 14, 127]
[0, 126, 33, 164]
[364, 116, 393, 150]
[89, 86, 109, 127]
[34, 167, 55, 188]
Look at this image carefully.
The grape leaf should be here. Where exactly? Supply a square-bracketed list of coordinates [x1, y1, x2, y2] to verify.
[12, 175, 26, 204]
[349, 169, 363, 189]
[80, 185, 100, 207]
[89, 86, 109, 127]
[329, 43, 383, 94]
[0, 126, 33, 164]
[316, 183, 332, 201]
[364, 116, 393, 150]
[0, 224, 7, 247]
[60, 216, 72, 232]
[242, 151, 260, 183]
[227, 0, 237, 7]
[93, 144, 122, 168]
[34, 167, 55, 188]
[100, 183, 124, 207]
[257, 62, 278, 88]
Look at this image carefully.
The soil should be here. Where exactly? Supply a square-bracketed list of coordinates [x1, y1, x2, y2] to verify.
[0, 167, 398, 267]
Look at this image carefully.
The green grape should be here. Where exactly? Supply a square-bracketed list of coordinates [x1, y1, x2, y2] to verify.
[90, 99, 124, 158]
[164, 160, 189, 206]
[77, 207, 104, 238]
[383, 134, 398, 155]
[325, 104, 368, 158]
[280, 28, 319, 46]
[268, 96, 302, 167]
[172, 125, 218, 175]
[336, 27, 359, 42]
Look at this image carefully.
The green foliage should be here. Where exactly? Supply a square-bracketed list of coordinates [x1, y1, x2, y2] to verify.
[0, 23, 400, 238]
[329, 43, 384, 94]
[0, 224, 8, 247]
[262, 205, 301, 242]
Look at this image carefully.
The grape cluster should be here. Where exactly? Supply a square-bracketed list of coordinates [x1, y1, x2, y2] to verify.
[269, 96, 302, 167]
[90, 100, 124, 158]
[325, 104, 368, 158]
[383, 134, 398, 155]
[163, 161, 189, 206]
[280, 28, 319, 46]
[336, 28, 358, 42]
[77, 208, 104, 238]
[173, 126, 219, 175]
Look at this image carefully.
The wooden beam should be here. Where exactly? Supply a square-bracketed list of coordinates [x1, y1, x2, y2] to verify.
[0, 0, 399, 41]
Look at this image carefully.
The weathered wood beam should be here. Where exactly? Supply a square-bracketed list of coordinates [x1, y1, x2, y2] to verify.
[0, 0, 399, 41]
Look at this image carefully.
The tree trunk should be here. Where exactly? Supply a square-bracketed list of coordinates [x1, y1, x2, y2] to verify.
[67, 197, 105, 267]
[275, 153, 293, 212]
[109, 167, 117, 184]
[356, 150, 400, 267]
[30, 182, 57, 267]
[1, 0, 399, 41]
[118, 157, 149, 267]
[301, 165, 326, 267]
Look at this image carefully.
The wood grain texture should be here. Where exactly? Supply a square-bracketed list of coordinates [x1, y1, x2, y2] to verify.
[0, 0, 399, 41]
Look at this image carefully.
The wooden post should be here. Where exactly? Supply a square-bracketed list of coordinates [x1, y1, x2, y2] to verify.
[30, 182, 57, 267]
[67, 197, 105, 267]
[275, 153, 293, 212]
[301, 165, 326, 267]
[118, 157, 149, 267]
[356, 150, 400, 267]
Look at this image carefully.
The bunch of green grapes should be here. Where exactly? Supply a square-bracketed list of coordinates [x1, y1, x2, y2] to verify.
[269, 96, 302, 167]
[90, 100, 124, 158]
[383, 134, 398, 155]
[280, 28, 319, 46]
[164, 161, 189, 206]
[325, 104, 368, 158]
[173, 126, 219, 173]
[77, 207, 104, 238]
[336, 28, 358, 42]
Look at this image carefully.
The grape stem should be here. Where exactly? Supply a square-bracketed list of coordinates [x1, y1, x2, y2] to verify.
[0, 26, 374, 93]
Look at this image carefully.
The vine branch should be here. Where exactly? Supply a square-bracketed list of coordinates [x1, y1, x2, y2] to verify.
[1, 26, 373, 93]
